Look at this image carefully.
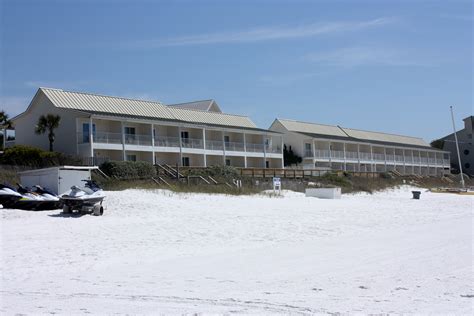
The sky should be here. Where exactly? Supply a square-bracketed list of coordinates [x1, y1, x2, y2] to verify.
[0, 0, 472, 142]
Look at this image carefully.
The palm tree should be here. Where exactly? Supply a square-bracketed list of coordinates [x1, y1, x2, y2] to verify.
[35, 114, 61, 152]
[1, 110, 13, 150]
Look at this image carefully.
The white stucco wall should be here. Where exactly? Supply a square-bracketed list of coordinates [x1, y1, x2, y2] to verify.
[13, 90, 88, 155]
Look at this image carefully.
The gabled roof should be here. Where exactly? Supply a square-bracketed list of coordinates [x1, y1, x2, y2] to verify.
[34, 88, 258, 130]
[168, 99, 222, 113]
[42, 88, 175, 120]
[275, 118, 431, 148]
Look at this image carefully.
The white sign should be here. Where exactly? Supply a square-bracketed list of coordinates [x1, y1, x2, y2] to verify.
[273, 177, 281, 194]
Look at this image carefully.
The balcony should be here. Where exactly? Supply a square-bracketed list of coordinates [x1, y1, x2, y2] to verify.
[181, 138, 203, 149]
[246, 143, 264, 153]
[155, 136, 180, 147]
[206, 140, 224, 151]
[125, 133, 152, 146]
[225, 141, 245, 152]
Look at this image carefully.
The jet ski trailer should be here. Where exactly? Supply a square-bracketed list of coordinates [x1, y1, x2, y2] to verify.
[60, 180, 106, 216]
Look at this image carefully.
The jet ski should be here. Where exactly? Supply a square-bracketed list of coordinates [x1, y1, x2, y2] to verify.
[60, 180, 106, 216]
[13, 184, 60, 211]
[0, 183, 22, 209]
[31, 185, 62, 210]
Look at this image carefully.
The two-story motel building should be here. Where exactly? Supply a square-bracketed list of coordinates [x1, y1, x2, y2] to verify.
[270, 119, 450, 176]
[12, 88, 284, 168]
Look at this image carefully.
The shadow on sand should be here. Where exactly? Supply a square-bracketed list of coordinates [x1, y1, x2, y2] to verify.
[48, 212, 88, 218]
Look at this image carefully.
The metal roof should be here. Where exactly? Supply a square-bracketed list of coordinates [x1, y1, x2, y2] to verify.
[169, 107, 257, 128]
[276, 118, 431, 148]
[168, 99, 222, 112]
[42, 88, 175, 120]
[40, 88, 257, 129]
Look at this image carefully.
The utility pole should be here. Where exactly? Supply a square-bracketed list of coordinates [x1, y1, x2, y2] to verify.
[450, 106, 465, 188]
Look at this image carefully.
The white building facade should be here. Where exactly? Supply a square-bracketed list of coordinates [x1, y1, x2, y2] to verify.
[12, 88, 284, 168]
[270, 119, 450, 176]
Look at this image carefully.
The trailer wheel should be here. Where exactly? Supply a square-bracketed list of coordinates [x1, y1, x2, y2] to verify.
[62, 205, 71, 214]
[93, 205, 103, 216]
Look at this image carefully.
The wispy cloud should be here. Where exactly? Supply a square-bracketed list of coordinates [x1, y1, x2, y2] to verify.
[259, 72, 322, 86]
[128, 17, 395, 48]
[305, 46, 431, 67]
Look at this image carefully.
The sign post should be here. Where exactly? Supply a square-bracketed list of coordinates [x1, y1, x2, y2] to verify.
[273, 177, 281, 194]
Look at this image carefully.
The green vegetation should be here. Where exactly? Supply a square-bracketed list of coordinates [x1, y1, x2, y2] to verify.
[0, 145, 81, 168]
[283, 145, 302, 166]
[430, 139, 445, 150]
[100, 160, 157, 179]
[34, 114, 61, 152]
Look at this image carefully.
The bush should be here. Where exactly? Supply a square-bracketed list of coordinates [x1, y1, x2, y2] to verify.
[100, 160, 156, 179]
[187, 165, 240, 179]
[0, 145, 81, 168]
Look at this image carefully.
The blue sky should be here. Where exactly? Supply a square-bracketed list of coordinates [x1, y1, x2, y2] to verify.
[1, 0, 472, 141]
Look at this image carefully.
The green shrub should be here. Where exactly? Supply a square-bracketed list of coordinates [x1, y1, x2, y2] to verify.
[187, 165, 239, 179]
[100, 160, 156, 179]
[0, 145, 81, 167]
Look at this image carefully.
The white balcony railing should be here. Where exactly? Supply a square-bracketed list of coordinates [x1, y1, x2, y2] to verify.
[206, 140, 224, 151]
[331, 150, 345, 159]
[246, 143, 264, 153]
[225, 141, 245, 152]
[181, 138, 203, 149]
[345, 151, 358, 160]
[125, 133, 152, 146]
[315, 149, 330, 158]
[155, 136, 180, 147]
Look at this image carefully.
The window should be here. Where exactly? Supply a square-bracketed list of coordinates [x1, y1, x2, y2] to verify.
[305, 143, 312, 150]
[465, 163, 470, 169]
[224, 135, 230, 144]
[464, 149, 470, 155]
[126, 154, 137, 162]
[82, 123, 96, 143]
[265, 160, 270, 168]
[182, 156, 190, 166]
[181, 131, 189, 139]
[225, 159, 231, 166]
[124, 127, 136, 135]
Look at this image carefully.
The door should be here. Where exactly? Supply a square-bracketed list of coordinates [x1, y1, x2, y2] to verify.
[82, 123, 96, 143]
[181, 131, 189, 146]
[182, 156, 190, 166]
[124, 127, 136, 144]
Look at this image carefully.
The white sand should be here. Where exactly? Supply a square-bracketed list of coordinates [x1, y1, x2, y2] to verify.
[1, 186, 472, 314]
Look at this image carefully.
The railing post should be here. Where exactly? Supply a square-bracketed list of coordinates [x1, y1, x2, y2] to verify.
[178, 126, 183, 166]
[151, 123, 155, 164]
[121, 121, 126, 161]
[202, 128, 207, 167]
[343, 142, 347, 171]
[89, 116, 94, 158]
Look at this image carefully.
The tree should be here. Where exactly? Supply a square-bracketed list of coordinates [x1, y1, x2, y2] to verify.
[35, 114, 61, 152]
[430, 139, 445, 150]
[283, 144, 302, 167]
[1, 110, 13, 150]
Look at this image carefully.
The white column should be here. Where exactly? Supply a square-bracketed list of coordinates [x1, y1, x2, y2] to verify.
[89, 116, 94, 158]
[418, 151, 422, 175]
[357, 144, 360, 172]
[370, 145, 373, 172]
[312, 140, 316, 168]
[151, 124, 155, 164]
[178, 126, 183, 166]
[75, 118, 79, 155]
[411, 150, 415, 175]
[222, 131, 226, 165]
[121, 121, 126, 161]
[263, 134, 267, 168]
[383, 147, 387, 172]
[328, 142, 332, 168]
[202, 128, 207, 167]
[243, 133, 247, 168]
[343, 142, 347, 171]
[280, 135, 284, 169]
